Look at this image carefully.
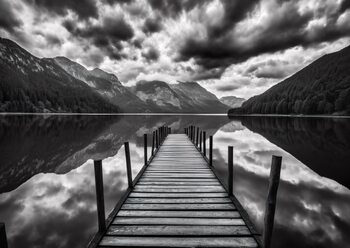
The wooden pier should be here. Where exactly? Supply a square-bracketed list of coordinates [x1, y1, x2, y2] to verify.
[90, 127, 269, 248]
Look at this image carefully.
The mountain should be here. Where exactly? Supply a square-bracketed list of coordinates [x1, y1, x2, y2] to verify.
[54, 57, 148, 112]
[170, 82, 229, 112]
[229, 45, 350, 116]
[0, 38, 118, 113]
[220, 96, 245, 108]
[130, 80, 228, 113]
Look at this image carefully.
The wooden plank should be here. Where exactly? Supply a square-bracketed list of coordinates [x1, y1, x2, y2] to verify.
[113, 217, 243, 225]
[121, 203, 235, 210]
[107, 225, 250, 236]
[132, 188, 225, 193]
[125, 198, 232, 204]
[117, 210, 240, 218]
[129, 192, 229, 198]
[139, 178, 218, 182]
[137, 182, 221, 185]
[99, 236, 258, 247]
[134, 185, 225, 189]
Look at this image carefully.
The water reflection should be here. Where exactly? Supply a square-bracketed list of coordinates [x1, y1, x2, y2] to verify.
[213, 117, 350, 248]
[0, 115, 349, 248]
[0, 114, 229, 248]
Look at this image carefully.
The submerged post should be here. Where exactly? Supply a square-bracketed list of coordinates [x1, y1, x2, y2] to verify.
[144, 134, 147, 165]
[0, 223, 8, 248]
[199, 130, 202, 151]
[203, 131, 206, 157]
[263, 155, 282, 248]
[228, 146, 233, 196]
[94, 160, 106, 232]
[209, 136, 213, 166]
[151, 131, 155, 156]
[124, 142, 133, 188]
[196, 127, 199, 146]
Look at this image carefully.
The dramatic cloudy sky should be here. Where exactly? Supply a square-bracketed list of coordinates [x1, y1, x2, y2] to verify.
[1, 0, 350, 98]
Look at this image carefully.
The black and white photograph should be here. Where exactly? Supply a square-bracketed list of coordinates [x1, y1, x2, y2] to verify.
[0, 0, 350, 247]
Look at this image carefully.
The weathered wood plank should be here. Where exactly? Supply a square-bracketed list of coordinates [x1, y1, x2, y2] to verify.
[113, 217, 243, 225]
[137, 181, 221, 185]
[99, 236, 258, 247]
[121, 203, 235, 210]
[129, 192, 229, 198]
[125, 198, 232, 204]
[107, 225, 250, 236]
[117, 210, 240, 218]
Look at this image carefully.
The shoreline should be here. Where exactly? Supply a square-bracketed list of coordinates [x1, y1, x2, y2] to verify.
[228, 114, 350, 119]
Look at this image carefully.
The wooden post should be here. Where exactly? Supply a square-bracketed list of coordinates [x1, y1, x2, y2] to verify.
[155, 130, 159, 149]
[0, 223, 8, 248]
[144, 134, 147, 165]
[124, 142, 133, 188]
[263, 155, 282, 248]
[199, 131, 202, 151]
[228, 147, 233, 196]
[151, 131, 155, 156]
[209, 136, 213, 166]
[168, 127, 171, 134]
[202, 131, 206, 157]
[189, 126, 192, 140]
[193, 126, 196, 143]
[94, 160, 106, 232]
[196, 127, 199, 146]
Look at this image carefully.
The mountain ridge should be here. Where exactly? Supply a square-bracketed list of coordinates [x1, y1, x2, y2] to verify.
[229, 45, 350, 116]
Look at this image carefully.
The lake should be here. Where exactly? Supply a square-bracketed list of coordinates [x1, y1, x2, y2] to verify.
[0, 114, 349, 248]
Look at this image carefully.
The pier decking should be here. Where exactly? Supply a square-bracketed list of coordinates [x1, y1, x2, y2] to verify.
[96, 134, 260, 247]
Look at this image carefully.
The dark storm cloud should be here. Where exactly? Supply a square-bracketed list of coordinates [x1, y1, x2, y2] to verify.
[177, 0, 350, 79]
[103, 0, 134, 5]
[216, 84, 241, 92]
[63, 16, 134, 60]
[142, 17, 163, 34]
[148, 0, 210, 17]
[207, 0, 260, 38]
[142, 46, 160, 62]
[25, 0, 98, 20]
[0, 0, 23, 32]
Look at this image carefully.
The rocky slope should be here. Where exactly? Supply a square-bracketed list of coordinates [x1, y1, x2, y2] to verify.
[0, 38, 118, 113]
[220, 96, 245, 108]
[130, 80, 228, 113]
[54, 57, 148, 112]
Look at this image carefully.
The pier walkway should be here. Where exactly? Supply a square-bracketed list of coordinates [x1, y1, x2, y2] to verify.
[96, 134, 260, 247]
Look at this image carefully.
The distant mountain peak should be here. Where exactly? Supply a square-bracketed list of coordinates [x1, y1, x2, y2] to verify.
[90, 67, 121, 85]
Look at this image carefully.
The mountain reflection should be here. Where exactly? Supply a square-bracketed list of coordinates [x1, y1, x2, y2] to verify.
[238, 116, 350, 188]
[1, 115, 349, 248]
[213, 117, 350, 248]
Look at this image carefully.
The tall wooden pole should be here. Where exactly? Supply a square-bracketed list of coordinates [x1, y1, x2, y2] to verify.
[151, 131, 155, 156]
[228, 147, 234, 196]
[209, 136, 213, 166]
[199, 131, 202, 151]
[263, 155, 282, 248]
[0, 223, 8, 248]
[196, 127, 199, 146]
[203, 131, 206, 157]
[144, 134, 147, 165]
[155, 130, 159, 149]
[94, 160, 106, 232]
[124, 142, 133, 188]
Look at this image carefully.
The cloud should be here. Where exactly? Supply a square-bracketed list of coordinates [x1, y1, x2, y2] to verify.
[142, 17, 163, 34]
[63, 16, 134, 61]
[177, 0, 350, 74]
[148, 0, 210, 17]
[0, 0, 23, 32]
[25, 0, 98, 20]
[142, 46, 160, 62]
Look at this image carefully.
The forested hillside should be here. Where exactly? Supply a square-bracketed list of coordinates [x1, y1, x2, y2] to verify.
[229, 45, 350, 115]
[0, 38, 119, 113]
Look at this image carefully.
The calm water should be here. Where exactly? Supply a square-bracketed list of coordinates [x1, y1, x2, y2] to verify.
[0, 115, 349, 248]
